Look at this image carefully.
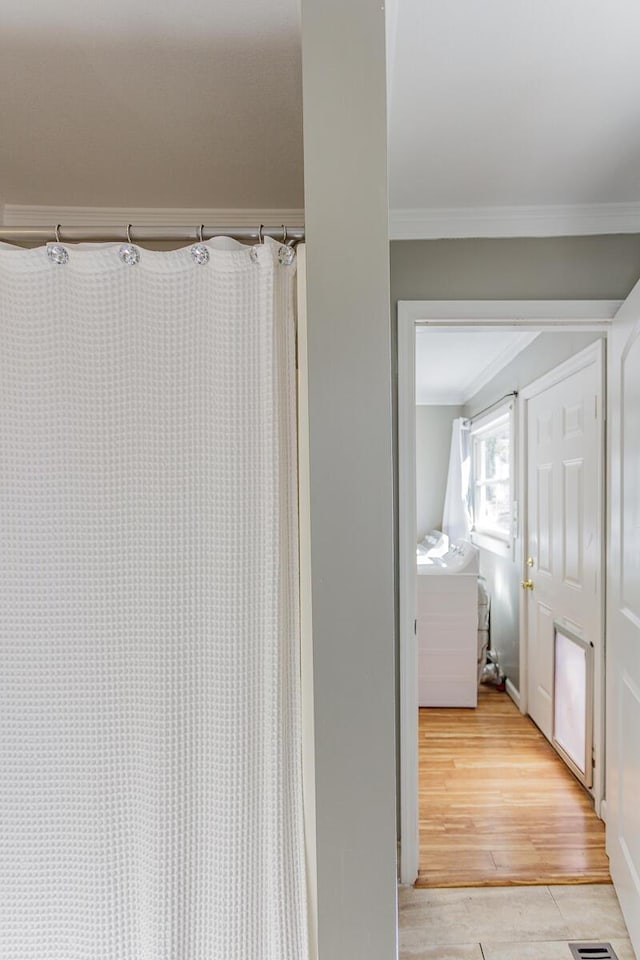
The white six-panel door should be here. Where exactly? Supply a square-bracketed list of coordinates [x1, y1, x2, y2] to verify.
[606, 283, 640, 952]
[525, 345, 603, 758]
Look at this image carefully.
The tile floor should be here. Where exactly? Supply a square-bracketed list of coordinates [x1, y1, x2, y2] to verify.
[399, 883, 637, 960]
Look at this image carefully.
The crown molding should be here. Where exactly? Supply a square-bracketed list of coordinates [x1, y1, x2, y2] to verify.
[11, 201, 640, 238]
[2, 204, 305, 227]
[389, 201, 640, 239]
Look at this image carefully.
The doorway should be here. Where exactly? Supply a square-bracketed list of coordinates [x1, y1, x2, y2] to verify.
[397, 300, 618, 887]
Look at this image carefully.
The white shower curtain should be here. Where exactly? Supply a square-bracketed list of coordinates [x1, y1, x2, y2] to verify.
[442, 417, 471, 541]
[0, 237, 308, 960]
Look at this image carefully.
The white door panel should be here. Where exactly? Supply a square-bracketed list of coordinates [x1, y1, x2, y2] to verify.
[526, 354, 602, 748]
[562, 458, 584, 588]
[607, 283, 640, 952]
[536, 462, 553, 577]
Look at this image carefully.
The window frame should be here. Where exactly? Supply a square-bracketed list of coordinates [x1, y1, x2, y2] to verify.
[468, 400, 516, 556]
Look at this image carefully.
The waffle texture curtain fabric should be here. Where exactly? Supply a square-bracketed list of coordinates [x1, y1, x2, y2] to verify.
[0, 237, 308, 960]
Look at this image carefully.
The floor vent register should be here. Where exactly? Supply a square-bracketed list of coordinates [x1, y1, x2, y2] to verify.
[569, 944, 619, 960]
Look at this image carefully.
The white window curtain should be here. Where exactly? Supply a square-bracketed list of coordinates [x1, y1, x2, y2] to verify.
[0, 237, 308, 960]
[442, 417, 471, 541]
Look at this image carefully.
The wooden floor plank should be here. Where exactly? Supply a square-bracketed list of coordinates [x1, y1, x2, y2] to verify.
[416, 686, 611, 887]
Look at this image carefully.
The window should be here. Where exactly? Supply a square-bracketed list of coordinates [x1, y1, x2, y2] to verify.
[470, 408, 513, 544]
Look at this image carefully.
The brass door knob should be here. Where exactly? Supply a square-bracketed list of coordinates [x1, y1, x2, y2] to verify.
[521, 579, 534, 590]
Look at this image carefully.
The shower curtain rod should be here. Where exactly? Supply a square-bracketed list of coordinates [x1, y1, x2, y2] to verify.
[0, 224, 305, 246]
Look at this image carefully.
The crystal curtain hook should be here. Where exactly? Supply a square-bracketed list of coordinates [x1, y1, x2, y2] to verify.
[48, 224, 69, 264]
[119, 225, 140, 265]
[190, 224, 210, 265]
[249, 224, 264, 263]
[277, 224, 295, 266]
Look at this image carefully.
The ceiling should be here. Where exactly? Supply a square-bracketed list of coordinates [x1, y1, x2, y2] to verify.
[0, 0, 303, 212]
[3, 0, 640, 235]
[388, 0, 640, 237]
[415, 329, 538, 405]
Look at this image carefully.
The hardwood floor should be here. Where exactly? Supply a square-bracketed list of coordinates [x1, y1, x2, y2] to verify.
[417, 686, 610, 888]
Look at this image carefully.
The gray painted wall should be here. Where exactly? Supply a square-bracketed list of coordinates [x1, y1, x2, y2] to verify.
[391, 235, 640, 836]
[416, 405, 461, 538]
[475, 548, 521, 687]
[462, 331, 603, 693]
[390, 236, 640, 305]
[302, 2, 397, 958]
[465, 331, 602, 417]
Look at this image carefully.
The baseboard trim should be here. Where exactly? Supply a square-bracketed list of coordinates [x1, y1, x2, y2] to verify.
[505, 678, 522, 712]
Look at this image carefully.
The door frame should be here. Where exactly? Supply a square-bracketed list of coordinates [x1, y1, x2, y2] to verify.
[518, 339, 606, 814]
[398, 299, 619, 885]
